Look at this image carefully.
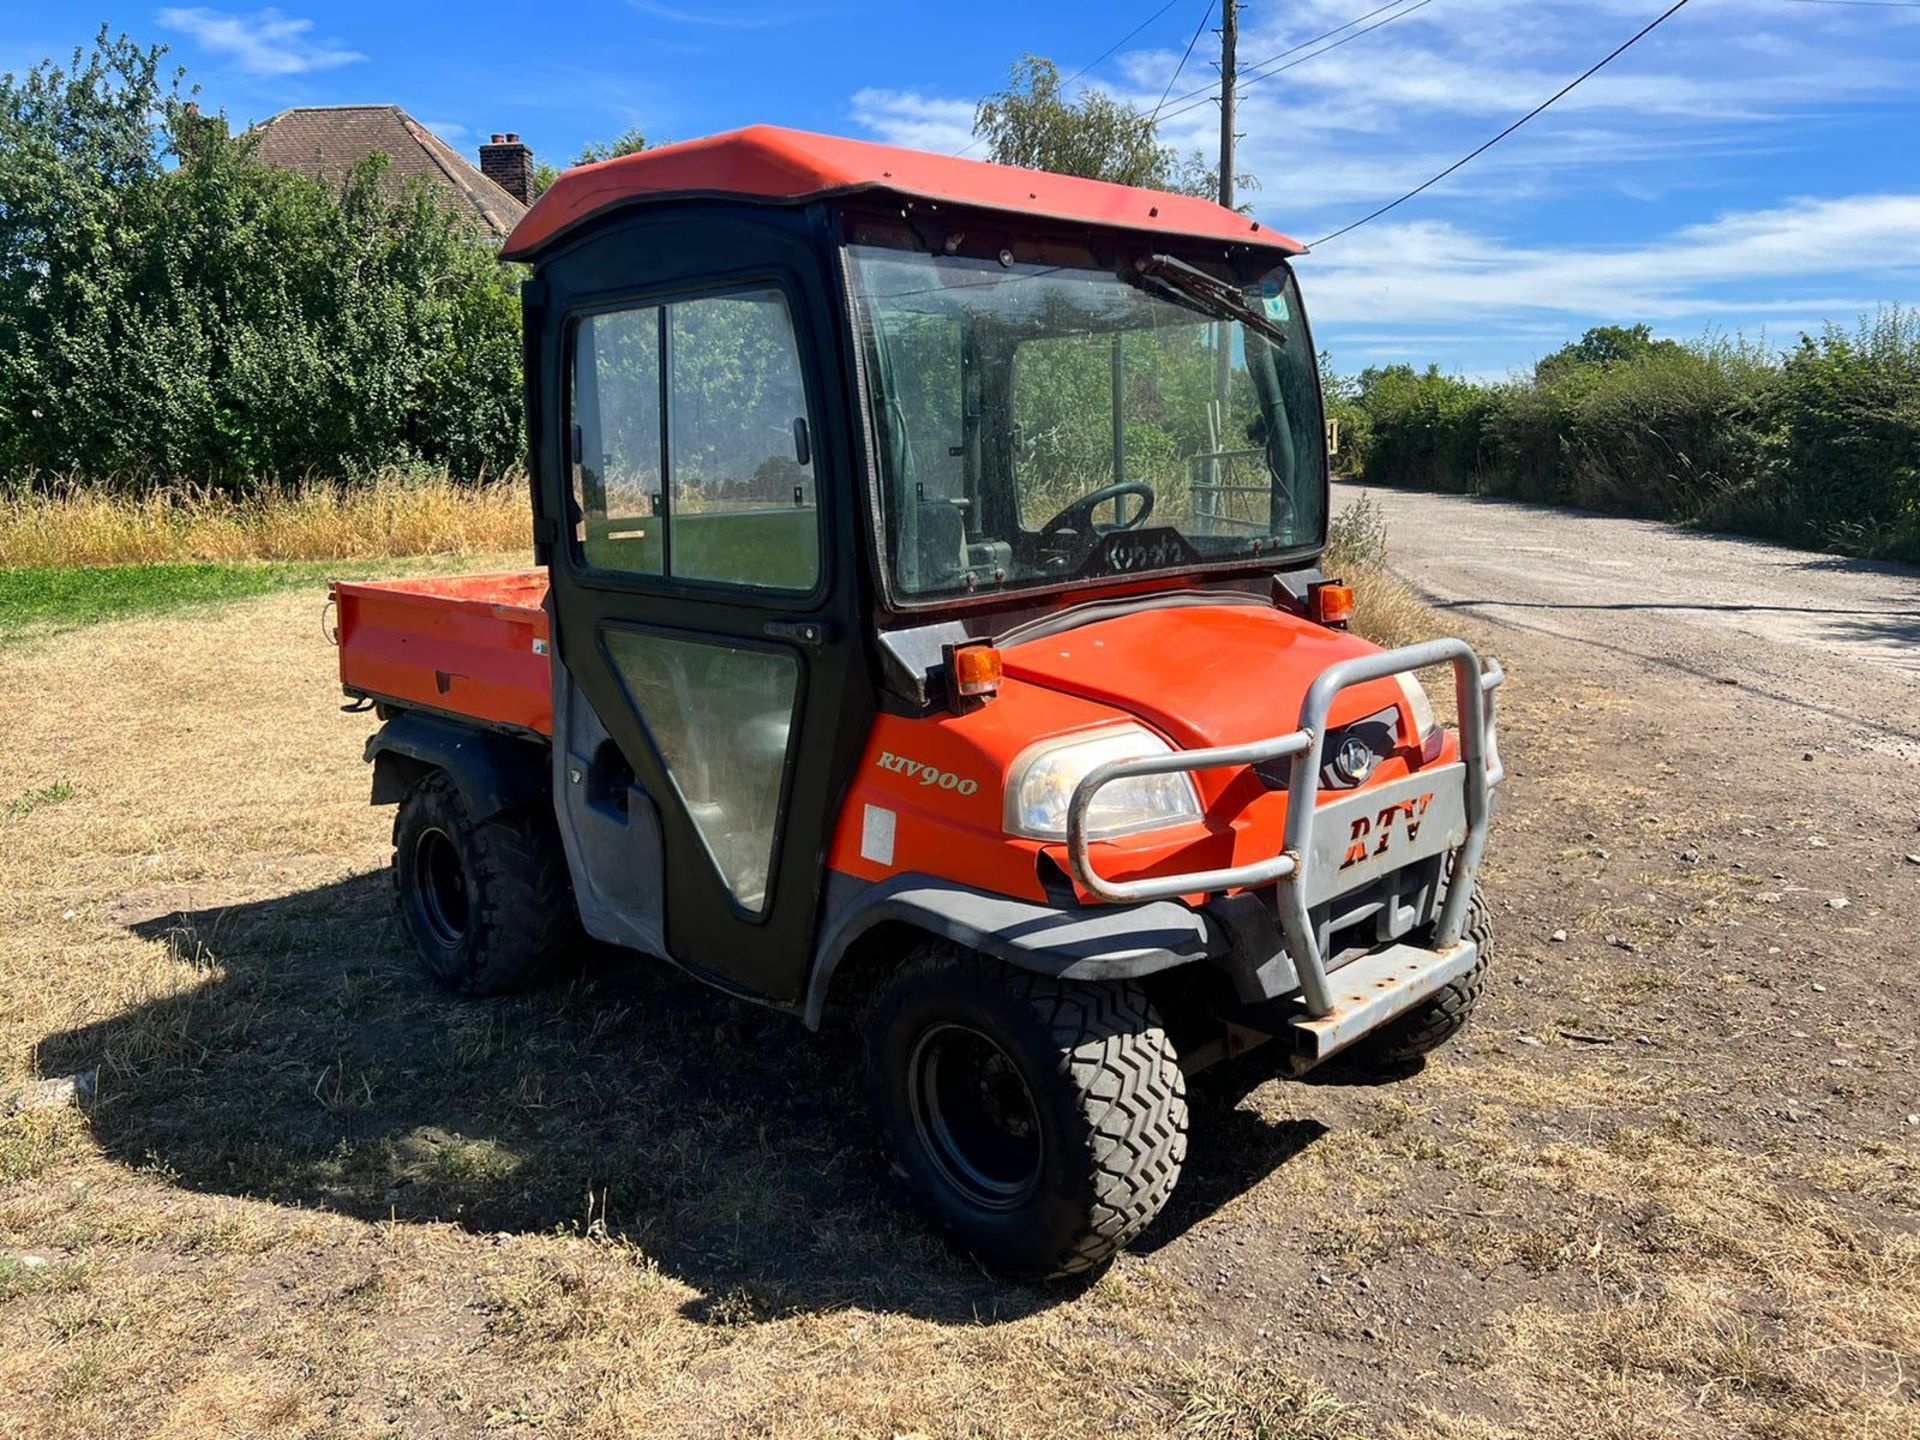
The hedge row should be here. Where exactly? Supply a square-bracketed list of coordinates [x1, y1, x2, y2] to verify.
[1328, 317, 1920, 565]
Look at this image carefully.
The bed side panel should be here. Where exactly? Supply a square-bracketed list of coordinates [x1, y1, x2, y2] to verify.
[333, 573, 554, 736]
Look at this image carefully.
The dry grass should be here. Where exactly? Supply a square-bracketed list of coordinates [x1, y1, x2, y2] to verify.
[1224, 1056, 1920, 1439]
[1345, 558, 1433, 652]
[0, 472, 532, 568]
[1326, 493, 1438, 650]
[0, 591, 1213, 1438]
[1499, 1129, 1920, 1439]
[1174, 1361, 1358, 1439]
[3, 550, 1916, 1436]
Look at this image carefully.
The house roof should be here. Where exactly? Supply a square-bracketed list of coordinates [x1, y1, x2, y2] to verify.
[248, 105, 526, 241]
[501, 124, 1302, 263]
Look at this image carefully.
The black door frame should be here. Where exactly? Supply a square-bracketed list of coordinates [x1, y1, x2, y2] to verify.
[528, 201, 876, 1004]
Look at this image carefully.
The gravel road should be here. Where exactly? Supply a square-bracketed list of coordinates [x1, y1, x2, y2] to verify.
[1336, 480, 1920, 763]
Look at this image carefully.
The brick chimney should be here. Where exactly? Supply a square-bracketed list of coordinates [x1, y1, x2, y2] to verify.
[479, 133, 534, 205]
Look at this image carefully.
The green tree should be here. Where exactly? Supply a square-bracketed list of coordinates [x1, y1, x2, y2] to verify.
[1338, 313, 1920, 564]
[533, 126, 648, 197]
[1319, 352, 1369, 474]
[0, 29, 524, 487]
[971, 56, 1254, 202]
[1534, 323, 1683, 382]
[1768, 310, 1920, 554]
[1349, 364, 1495, 493]
[573, 126, 648, 166]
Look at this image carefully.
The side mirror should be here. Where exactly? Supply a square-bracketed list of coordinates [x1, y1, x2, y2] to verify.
[792, 416, 812, 468]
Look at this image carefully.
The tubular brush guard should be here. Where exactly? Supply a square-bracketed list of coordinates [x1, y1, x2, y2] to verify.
[1066, 639, 1504, 1045]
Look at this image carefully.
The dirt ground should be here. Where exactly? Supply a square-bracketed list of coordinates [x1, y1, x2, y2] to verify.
[1, 528, 1916, 1437]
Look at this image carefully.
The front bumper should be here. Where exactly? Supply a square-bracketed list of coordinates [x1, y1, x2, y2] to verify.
[1289, 937, 1479, 1065]
[1066, 638, 1505, 1054]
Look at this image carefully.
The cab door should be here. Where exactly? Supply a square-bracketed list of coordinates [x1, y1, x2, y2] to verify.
[532, 209, 871, 1003]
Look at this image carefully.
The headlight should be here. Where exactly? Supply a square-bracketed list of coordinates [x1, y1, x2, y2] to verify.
[1394, 672, 1445, 760]
[1005, 725, 1203, 842]
[1393, 671, 1438, 740]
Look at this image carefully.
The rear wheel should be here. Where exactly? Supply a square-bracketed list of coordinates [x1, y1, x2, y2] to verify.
[866, 943, 1187, 1279]
[1346, 889, 1494, 1066]
[391, 772, 575, 994]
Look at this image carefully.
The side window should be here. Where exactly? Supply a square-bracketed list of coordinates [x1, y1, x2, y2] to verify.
[668, 292, 819, 589]
[573, 307, 664, 575]
[570, 287, 819, 591]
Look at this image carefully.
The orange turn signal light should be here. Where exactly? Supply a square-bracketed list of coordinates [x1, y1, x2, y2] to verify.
[952, 644, 1003, 699]
[1311, 582, 1355, 628]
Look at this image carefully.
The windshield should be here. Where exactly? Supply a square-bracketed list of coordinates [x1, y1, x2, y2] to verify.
[846, 233, 1326, 603]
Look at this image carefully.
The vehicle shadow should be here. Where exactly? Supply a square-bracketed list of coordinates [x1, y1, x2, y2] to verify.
[39, 872, 1324, 1322]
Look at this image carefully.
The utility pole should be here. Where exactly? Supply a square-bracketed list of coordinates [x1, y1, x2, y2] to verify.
[1214, 0, 1238, 421]
[1218, 0, 1237, 216]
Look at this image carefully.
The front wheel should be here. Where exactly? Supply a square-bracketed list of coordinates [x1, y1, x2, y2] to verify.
[866, 944, 1187, 1279]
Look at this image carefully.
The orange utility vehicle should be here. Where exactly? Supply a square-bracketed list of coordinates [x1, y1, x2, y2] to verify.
[331, 128, 1505, 1278]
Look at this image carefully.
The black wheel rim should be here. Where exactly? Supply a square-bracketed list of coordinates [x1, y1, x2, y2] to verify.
[907, 1023, 1043, 1211]
[411, 826, 470, 946]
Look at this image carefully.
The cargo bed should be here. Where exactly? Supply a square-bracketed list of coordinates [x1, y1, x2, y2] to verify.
[330, 572, 554, 736]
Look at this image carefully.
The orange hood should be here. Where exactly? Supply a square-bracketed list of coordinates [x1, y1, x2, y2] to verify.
[998, 602, 1406, 749]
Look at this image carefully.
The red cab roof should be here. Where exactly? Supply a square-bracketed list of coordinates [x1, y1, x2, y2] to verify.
[500, 124, 1303, 262]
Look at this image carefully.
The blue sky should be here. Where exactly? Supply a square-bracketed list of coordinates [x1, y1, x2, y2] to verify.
[6, 0, 1918, 375]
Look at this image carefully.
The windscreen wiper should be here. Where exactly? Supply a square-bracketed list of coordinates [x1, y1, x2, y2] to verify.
[1129, 253, 1291, 350]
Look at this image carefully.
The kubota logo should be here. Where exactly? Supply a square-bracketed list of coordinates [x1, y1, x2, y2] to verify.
[1340, 793, 1436, 870]
[876, 751, 980, 796]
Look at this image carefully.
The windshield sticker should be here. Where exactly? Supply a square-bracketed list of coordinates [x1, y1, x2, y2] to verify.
[1091, 528, 1202, 576]
[1259, 278, 1290, 322]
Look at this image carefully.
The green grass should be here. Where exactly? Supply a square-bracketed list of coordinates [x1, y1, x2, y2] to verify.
[7, 778, 73, 819]
[0, 561, 343, 644]
[0, 553, 523, 647]
[0, 561, 337, 644]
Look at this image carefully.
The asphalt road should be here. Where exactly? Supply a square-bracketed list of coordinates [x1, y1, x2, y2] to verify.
[1335, 480, 1920, 765]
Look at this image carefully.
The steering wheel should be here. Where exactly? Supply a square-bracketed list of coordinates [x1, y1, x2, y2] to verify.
[1036, 482, 1156, 549]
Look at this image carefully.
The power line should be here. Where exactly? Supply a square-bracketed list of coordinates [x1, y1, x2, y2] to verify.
[956, 0, 1431, 164]
[1151, 0, 1433, 120]
[955, 0, 1186, 156]
[1057, 0, 1190, 91]
[1159, 0, 1439, 124]
[1311, 0, 1695, 246]
[1150, 1, 1216, 123]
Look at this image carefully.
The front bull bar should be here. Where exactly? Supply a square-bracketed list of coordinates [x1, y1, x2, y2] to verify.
[1065, 639, 1505, 1020]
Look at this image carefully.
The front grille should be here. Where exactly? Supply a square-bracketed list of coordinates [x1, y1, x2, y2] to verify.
[1254, 705, 1401, 792]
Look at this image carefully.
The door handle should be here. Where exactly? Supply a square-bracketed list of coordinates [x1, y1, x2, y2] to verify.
[763, 619, 830, 649]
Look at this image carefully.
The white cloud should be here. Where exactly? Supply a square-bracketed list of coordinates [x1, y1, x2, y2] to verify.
[1304, 194, 1920, 325]
[849, 87, 975, 154]
[1073, 1, 1910, 217]
[1133, 0, 1915, 234]
[844, 0, 1920, 369]
[155, 7, 365, 76]
[1299, 194, 1920, 373]
[848, 0, 1914, 209]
